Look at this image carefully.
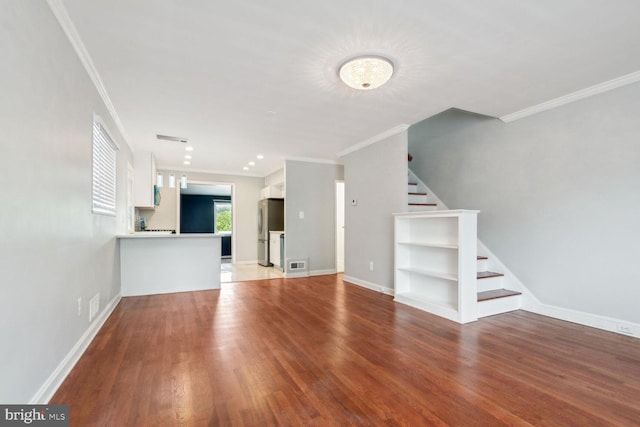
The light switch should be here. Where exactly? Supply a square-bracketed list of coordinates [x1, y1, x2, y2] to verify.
[299, 211, 304, 219]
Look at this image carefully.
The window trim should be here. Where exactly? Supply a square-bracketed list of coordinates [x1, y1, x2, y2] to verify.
[92, 114, 119, 216]
[213, 199, 232, 235]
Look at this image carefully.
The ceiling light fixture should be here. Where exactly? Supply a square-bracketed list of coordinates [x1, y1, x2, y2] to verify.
[257, 154, 264, 160]
[248, 161, 255, 166]
[243, 166, 249, 171]
[185, 146, 194, 152]
[338, 55, 394, 90]
[184, 161, 191, 165]
[185, 154, 192, 160]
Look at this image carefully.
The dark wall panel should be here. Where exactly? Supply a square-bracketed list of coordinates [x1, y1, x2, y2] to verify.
[180, 194, 232, 256]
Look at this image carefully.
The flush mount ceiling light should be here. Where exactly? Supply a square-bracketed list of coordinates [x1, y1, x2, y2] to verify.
[339, 55, 394, 90]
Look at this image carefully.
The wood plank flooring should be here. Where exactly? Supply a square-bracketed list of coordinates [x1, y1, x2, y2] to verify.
[51, 275, 640, 426]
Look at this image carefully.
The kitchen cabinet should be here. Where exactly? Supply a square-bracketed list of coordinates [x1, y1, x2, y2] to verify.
[261, 185, 284, 199]
[133, 151, 157, 208]
[269, 231, 284, 270]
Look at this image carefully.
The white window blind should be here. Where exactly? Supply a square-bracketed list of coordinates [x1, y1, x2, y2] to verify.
[92, 117, 118, 215]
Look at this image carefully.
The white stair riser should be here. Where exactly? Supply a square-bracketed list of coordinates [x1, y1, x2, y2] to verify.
[408, 204, 438, 212]
[408, 194, 428, 204]
[476, 259, 489, 272]
[477, 276, 504, 292]
[477, 295, 522, 318]
[408, 184, 418, 193]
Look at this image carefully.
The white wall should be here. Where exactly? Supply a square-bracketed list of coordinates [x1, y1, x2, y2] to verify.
[0, 2, 132, 402]
[139, 169, 178, 230]
[409, 83, 640, 324]
[284, 160, 344, 274]
[171, 170, 263, 263]
[342, 131, 407, 293]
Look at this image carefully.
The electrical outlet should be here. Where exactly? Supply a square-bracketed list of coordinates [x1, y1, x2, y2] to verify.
[369, 261, 374, 271]
[77, 297, 82, 316]
[617, 324, 634, 335]
[299, 211, 304, 219]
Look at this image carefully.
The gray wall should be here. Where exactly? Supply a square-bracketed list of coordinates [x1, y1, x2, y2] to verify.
[409, 84, 640, 323]
[343, 132, 407, 289]
[0, 2, 133, 402]
[284, 160, 344, 274]
[177, 170, 263, 263]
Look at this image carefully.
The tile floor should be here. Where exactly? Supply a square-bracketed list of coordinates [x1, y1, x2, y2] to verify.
[220, 260, 285, 283]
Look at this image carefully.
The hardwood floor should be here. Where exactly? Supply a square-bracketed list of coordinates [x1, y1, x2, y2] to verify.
[51, 275, 640, 426]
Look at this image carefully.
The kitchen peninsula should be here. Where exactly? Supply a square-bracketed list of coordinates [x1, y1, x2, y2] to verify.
[118, 233, 221, 296]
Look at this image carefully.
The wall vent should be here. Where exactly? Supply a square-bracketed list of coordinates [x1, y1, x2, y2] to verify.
[156, 134, 188, 143]
[288, 260, 307, 271]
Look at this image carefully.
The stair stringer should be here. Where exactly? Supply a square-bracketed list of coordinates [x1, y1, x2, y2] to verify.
[407, 168, 541, 312]
[407, 169, 446, 211]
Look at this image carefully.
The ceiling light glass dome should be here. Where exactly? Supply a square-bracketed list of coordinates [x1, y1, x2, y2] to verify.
[339, 56, 394, 90]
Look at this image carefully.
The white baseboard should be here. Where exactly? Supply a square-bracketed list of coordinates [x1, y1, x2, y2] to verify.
[342, 275, 394, 296]
[234, 260, 259, 265]
[30, 293, 122, 404]
[524, 302, 640, 339]
[309, 269, 337, 277]
[285, 271, 309, 278]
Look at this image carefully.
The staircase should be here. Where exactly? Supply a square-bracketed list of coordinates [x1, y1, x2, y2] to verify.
[476, 256, 521, 318]
[406, 169, 523, 320]
[407, 175, 438, 212]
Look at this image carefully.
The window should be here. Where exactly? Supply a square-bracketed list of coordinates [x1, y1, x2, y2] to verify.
[92, 115, 119, 215]
[214, 201, 232, 234]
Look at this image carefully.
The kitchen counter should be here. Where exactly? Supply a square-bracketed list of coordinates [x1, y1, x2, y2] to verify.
[118, 233, 221, 296]
[119, 232, 222, 238]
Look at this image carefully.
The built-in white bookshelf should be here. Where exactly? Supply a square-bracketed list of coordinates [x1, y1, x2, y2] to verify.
[393, 210, 479, 324]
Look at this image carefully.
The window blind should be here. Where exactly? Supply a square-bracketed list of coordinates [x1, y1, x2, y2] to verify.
[92, 119, 118, 215]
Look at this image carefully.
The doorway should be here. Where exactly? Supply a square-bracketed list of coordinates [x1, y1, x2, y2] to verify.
[180, 182, 235, 262]
[336, 181, 345, 273]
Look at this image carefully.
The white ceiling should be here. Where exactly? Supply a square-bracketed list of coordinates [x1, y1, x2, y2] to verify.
[60, 0, 640, 176]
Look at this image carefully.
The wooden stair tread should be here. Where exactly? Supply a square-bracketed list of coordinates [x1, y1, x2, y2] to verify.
[477, 271, 504, 279]
[408, 192, 427, 195]
[477, 256, 488, 260]
[408, 182, 417, 185]
[477, 289, 522, 302]
[408, 203, 437, 206]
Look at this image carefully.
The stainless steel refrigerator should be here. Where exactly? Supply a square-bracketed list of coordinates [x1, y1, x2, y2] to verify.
[258, 198, 284, 266]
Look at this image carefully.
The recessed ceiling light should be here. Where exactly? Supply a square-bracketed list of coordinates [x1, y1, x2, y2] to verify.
[185, 154, 192, 160]
[184, 161, 191, 165]
[249, 161, 255, 166]
[243, 166, 249, 170]
[257, 154, 264, 159]
[339, 55, 394, 90]
[185, 146, 194, 151]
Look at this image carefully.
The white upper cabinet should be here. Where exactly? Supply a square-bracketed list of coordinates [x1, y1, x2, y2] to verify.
[133, 151, 157, 208]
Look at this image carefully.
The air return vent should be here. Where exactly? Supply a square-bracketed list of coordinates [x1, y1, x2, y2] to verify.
[288, 260, 307, 271]
[156, 134, 188, 143]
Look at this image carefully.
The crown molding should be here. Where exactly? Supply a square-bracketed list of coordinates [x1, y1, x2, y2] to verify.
[283, 156, 341, 165]
[158, 166, 265, 178]
[47, 0, 129, 144]
[338, 124, 409, 158]
[500, 70, 640, 123]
